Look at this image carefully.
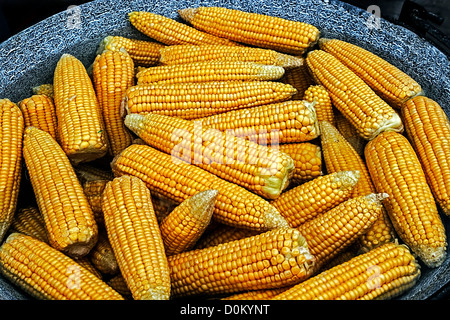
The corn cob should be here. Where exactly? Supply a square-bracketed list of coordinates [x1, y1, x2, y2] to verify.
[102, 175, 171, 300]
[319, 38, 423, 108]
[73, 257, 103, 279]
[159, 45, 304, 68]
[32, 83, 54, 98]
[320, 121, 396, 251]
[83, 179, 109, 226]
[107, 274, 132, 299]
[303, 84, 335, 125]
[280, 65, 315, 100]
[197, 100, 319, 145]
[23, 127, 98, 257]
[75, 163, 114, 183]
[194, 224, 260, 249]
[0, 99, 24, 243]
[271, 171, 360, 228]
[0, 233, 123, 300]
[124, 113, 295, 199]
[97, 35, 165, 67]
[10, 207, 49, 243]
[122, 81, 297, 120]
[334, 111, 366, 157]
[53, 54, 108, 164]
[222, 287, 288, 300]
[19, 94, 58, 141]
[306, 50, 403, 140]
[402, 96, 450, 217]
[178, 7, 320, 55]
[93, 49, 135, 156]
[168, 227, 316, 297]
[88, 230, 119, 275]
[136, 61, 285, 85]
[319, 244, 359, 271]
[272, 242, 420, 300]
[278, 143, 322, 184]
[365, 130, 447, 268]
[129, 11, 238, 46]
[159, 189, 218, 256]
[112, 144, 289, 231]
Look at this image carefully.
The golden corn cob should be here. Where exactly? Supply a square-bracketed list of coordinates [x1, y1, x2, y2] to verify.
[122, 81, 297, 120]
[10, 207, 49, 243]
[124, 113, 295, 199]
[334, 111, 366, 157]
[97, 35, 165, 67]
[272, 242, 420, 300]
[107, 274, 132, 299]
[0, 99, 24, 242]
[136, 60, 285, 85]
[0, 233, 123, 300]
[303, 84, 335, 125]
[83, 179, 109, 226]
[112, 144, 289, 231]
[19, 94, 58, 141]
[128, 11, 238, 46]
[278, 143, 322, 184]
[93, 49, 135, 156]
[168, 227, 316, 297]
[319, 38, 423, 108]
[88, 230, 119, 275]
[73, 257, 103, 279]
[178, 6, 320, 55]
[159, 45, 304, 68]
[222, 287, 288, 300]
[271, 170, 359, 228]
[365, 130, 447, 267]
[53, 54, 108, 164]
[197, 100, 319, 145]
[402, 96, 450, 217]
[102, 175, 171, 300]
[32, 83, 54, 98]
[194, 224, 260, 249]
[306, 50, 403, 140]
[23, 127, 98, 257]
[159, 189, 218, 256]
[280, 65, 315, 100]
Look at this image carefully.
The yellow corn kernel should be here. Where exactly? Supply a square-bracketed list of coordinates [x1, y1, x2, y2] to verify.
[278, 143, 322, 184]
[10, 207, 49, 243]
[334, 111, 366, 157]
[32, 83, 54, 98]
[19, 95, 58, 141]
[194, 224, 260, 249]
[303, 84, 335, 124]
[82, 179, 109, 226]
[280, 65, 315, 100]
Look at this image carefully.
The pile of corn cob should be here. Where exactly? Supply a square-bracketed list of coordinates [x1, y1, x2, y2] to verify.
[0, 6, 448, 300]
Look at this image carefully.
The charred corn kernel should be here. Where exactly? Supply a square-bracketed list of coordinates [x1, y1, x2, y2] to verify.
[197, 100, 319, 145]
[160, 190, 218, 255]
[319, 38, 423, 108]
[194, 224, 260, 249]
[168, 227, 316, 297]
[32, 83, 54, 98]
[102, 175, 171, 300]
[303, 85, 334, 124]
[23, 127, 98, 258]
[365, 130, 447, 268]
[273, 242, 420, 300]
[402, 96, 450, 217]
[88, 230, 119, 275]
[128, 11, 237, 46]
[10, 207, 49, 243]
[0, 99, 24, 242]
[0, 233, 123, 300]
[159, 45, 304, 68]
[112, 144, 289, 231]
[320, 121, 396, 251]
[124, 113, 295, 199]
[223, 287, 288, 300]
[271, 171, 359, 228]
[83, 179, 109, 226]
[280, 65, 315, 100]
[97, 35, 165, 67]
[279, 143, 322, 184]
[335, 111, 366, 157]
[93, 49, 134, 156]
[306, 50, 403, 140]
[136, 61, 285, 85]
[123, 81, 297, 120]
[53, 54, 108, 164]
[75, 164, 114, 183]
[151, 192, 178, 224]
[178, 7, 320, 55]
[19, 95, 58, 141]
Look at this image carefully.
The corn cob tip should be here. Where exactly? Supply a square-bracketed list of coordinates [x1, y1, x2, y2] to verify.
[263, 206, 290, 230]
[96, 36, 112, 55]
[365, 192, 389, 203]
[178, 8, 196, 22]
[188, 189, 219, 220]
[334, 170, 360, 190]
[276, 54, 304, 69]
[317, 38, 332, 48]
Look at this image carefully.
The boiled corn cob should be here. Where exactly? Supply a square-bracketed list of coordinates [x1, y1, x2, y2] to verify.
[112, 144, 289, 231]
[0, 233, 123, 300]
[102, 175, 171, 300]
[122, 81, 297, 120]
[223, 287, 288, 300]
[32, 83, 54, 98]
[319, 38, 423, 108]
[136, 61, 285, 85]
[83, 179, 109, 226]
[334, 111, 366, 157]
[53, 54, 108, 164]
[402, 96, 450, 217]
[159, 189, 218, 256]
[88, 230, 119, 275]
[271, 170, 360, 228]
[303, 84, 334, 125]
[365, 130, 447, 268]
[0, 99, 24, 243]
[278, 143, 322, 184]
[23, 127, 98, 257]
[19, 94, 58, 141]
[129, 11, 237, 46]
[178, 6, 320, 55]
[10, 207, 49, 243]
[272, 242, 420, 300]
[168, 227, 316, 297]
[97, 35, 165, 67]
[280, 65, 315, 100]
[194, 224, 260, 249]
[124, 113, 295, 199]
[306, 50, 403, 140]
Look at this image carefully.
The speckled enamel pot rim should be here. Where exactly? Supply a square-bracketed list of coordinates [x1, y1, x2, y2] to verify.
[0, 0, 449, 300]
